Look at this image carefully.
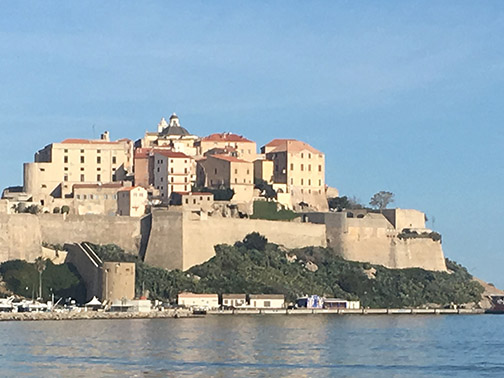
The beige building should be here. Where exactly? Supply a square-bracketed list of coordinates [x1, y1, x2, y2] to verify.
[153, 151, 194, 201]
[137, 114, 198, 156]
[198, 155, 254, 203]
[249, 294, 285, 309]
[169, 192, 214, 211]
[24, 132, 133, 205]
[253, 158, 274, 184]
[73, 182, 127, 216]
[222, 294, 247, 308]
[133, 148, 152, 188]
[117, 186, 148, 217]
[261, 139, 327, 211]
[197, 133, 257, 162]
[177, 293, 219, 309]
[102, 261, 135, 302]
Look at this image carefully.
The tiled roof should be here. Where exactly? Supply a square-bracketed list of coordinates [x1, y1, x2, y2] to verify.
[73, 183, 125, 190]
[265, 139, 322, 155]
[134, 148, 151, 159]
[202, 133, 254, 143]
[210, 154, 250, 163]
[61, 138, 128, 145]
[154, 150, 190, 159]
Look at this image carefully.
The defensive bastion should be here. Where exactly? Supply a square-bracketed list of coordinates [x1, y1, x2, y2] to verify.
[0, 208, 447, 272]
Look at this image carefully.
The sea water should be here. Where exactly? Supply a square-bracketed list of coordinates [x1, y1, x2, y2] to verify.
[0, 315, 503, 377]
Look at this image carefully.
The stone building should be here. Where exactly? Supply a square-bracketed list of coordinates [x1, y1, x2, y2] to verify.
[169, 192, 214, 211]
[261, 139, 327, 211]
[198, 154, 254, 203]
[117, 186, 148, 217]
[137, 114, 198, 156]
[72, 182, 128, 216]
[24, 132, 133, 205]
[153, 150, 194, 201]
[102, 261, 135, 302]
[197, 133, 257, 162]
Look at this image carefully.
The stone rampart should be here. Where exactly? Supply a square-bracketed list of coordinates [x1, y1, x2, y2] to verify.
[39, 214, 141, 253]
[0, 214, 42, 263]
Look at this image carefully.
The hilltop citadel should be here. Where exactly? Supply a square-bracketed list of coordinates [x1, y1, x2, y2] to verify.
[0, 114, 447, 273]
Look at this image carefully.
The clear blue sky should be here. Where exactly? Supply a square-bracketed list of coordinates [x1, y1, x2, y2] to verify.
[1, 2, 503, 286]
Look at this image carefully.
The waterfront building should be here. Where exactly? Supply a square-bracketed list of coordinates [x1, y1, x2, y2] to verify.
[222, 294, 247, 308]
[23, 132, 133, 205]
[261, 139, 327, 211]
[249, 294, 285, 309]
[102, 261, 135, 302]
[177, 293, 219, 309]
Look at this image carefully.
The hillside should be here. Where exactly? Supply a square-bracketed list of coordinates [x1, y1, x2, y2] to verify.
[90, 234, 484, 308]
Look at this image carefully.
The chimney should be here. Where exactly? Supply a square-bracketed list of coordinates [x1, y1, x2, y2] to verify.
[101, 131, 110, 142]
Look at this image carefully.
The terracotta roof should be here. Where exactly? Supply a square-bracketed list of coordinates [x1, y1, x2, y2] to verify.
[173, 191, 213, 196]
[178, 292, 218, 297]
[265, 139, 322, 155]
[134, 148, 151, 159]
[117, 186, 145, 192]
[202, 133, 254, 143]
[222, 294, 246, 299]
[210, 154, 250, 163]
[61, 138, 127, 145]
[264, 138, 296, 147]
[154, 150, 190, 159]
[249, 294, 285, 299]
[73, 183, 125, 190]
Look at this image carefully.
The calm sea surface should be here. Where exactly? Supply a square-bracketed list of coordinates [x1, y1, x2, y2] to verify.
[1, 315, 503, 377]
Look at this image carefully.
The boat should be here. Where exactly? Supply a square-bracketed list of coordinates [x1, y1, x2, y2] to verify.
[486, 295, 504, 314]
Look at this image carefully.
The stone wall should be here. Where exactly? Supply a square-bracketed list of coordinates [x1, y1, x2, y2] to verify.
[0, 214, 42, 263]
[180, 214, 327, 271]
[39, 214, 141, 253]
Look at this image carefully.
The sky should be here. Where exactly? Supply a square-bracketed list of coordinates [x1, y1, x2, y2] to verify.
[1, 1, 504, 286]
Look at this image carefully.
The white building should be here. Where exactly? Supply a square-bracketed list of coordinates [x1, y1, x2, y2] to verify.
[177, 293, 219, 309]
[249, 294, 285, 309]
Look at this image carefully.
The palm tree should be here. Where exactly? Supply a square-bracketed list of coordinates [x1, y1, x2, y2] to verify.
[34, 257, 47, 300]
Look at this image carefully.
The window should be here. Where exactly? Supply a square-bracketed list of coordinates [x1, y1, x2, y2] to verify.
[97, 156, 101, 164]
[235, 178, 238, 183]
[41, 184, 46, 188]
[184, 177, 188, 183]
[112, 156, 117, 164]
[301, 164, 304, 171]
[308, 164, 311, 171]
[64, 156, 68, 164]
[64, 167, 68, 171]
[64, 149, 68, 153]
[97, 149, 101, 154]
[76, 195, 81, 199]
[290, 163, 294, 171]
[308, 153, 311, 159]
[301, 178, 304, 185]
[104, 194, 108, 200]
[319, 179, 322, 186]
[97, 167, 101, 171]
[290, 178, 293, 185]
[80, 174, 85, 182]
[90, 194, 94, 200]
[80, 167, 84, 171]
[40, 168, 45, 172]
[97, 174, 101, 182]
[193, 199, 196, 204]
[308, 179, 311, 185]
[301, 153, 304, 158]
[184, 168, 188, 174]
[171, 177, 174, 183]
[80, 149, 84, 153]
[235, 169, 238, 174]
[83, 195, 87, 200]
[214, 168, 217, 174]
[80, 156, 85, 164]
[170, 159, 173, 163]
[247, 169, 250, 175]
[171, 168, 174, 174]
[64, 175, 68, 182]
[161, 177, 163, 182]
[185, 199, 189, 204]
[318, 165, 322, 172]
[184, 160, 187, 163]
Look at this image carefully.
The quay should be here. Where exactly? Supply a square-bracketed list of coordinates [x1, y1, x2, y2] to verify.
[0, 308, 193, 322]
[207, 308, 486, 315]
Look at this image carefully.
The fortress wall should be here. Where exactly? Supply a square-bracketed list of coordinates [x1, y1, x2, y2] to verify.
[0, 214, 42, 263]
[181, 216, 327, 271]
[38, 214, 141, 253]
[392, 238, 447, 271]
[143, 211, 183, 269]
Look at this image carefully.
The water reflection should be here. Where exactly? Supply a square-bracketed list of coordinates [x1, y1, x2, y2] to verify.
[1, 315, 504, 377]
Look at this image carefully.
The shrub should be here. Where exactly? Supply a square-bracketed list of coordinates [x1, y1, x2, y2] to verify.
[61, 205, 70, 214]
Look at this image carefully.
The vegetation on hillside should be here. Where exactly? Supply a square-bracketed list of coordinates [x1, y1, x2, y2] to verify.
[250, 201, 299, 221]
[0, 259, 86, 303]
[89, 234, 484, 307]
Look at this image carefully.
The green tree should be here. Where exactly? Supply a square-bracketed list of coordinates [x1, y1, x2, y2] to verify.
[242, 232, 268, 251]
[34, 257, 47, 299]
[254, 179, 277, 199]
[369, 191, 395, 210]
